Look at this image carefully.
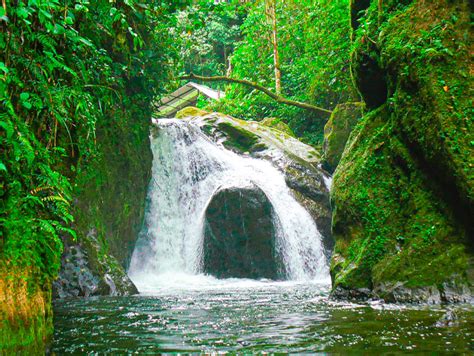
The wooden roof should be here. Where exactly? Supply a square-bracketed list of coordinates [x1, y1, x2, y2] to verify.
[157, 82, 224, 117]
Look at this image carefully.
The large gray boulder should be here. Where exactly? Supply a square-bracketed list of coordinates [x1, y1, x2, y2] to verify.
[203, 184, 285, 280]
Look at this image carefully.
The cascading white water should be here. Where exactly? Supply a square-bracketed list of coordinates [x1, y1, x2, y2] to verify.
[128, 119, 330, 291]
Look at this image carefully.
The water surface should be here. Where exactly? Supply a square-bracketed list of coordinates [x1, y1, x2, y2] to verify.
[53, 277, 474, 353]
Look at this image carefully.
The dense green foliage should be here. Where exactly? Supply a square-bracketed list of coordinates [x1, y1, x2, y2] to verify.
[206, 0, 357, 145]
[168, 0, 356, 145]
[176, 0, 246, 78]
[0, 0, 183, 282]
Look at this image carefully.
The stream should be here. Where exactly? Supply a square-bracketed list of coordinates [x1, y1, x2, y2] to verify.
[53, 119, 473, 353]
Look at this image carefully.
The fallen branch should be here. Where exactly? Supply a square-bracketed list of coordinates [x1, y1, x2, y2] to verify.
[180, 73, 333, 116]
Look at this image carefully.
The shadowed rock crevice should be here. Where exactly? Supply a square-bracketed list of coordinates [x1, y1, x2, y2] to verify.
[203, 184, 285, 280]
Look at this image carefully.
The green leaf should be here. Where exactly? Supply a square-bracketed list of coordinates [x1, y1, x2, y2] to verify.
[20, 92, 30, 101]
[0, 62, 9, 75]
[0, 120, 13, 139]
[65, 16, 74, 25]
[0, 162, 6, 172]
[16, 7, 29, 19]
[78, 38, 93, 47]
[53, 23, 65, 35]
[0, 6, 7, 22]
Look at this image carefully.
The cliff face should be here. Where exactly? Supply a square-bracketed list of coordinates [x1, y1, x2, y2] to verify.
[54, 105, 152, 298]
[330, 0, 473, 302]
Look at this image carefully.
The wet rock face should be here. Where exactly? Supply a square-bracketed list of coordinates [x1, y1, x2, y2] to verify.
[53, 229, 138, 298]
[203, 184, 284, 280]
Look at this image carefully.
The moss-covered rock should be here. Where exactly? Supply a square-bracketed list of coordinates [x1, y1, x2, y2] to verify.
[0, 264, 53, 352]
[260, 117, 296, 137]
[216, 121, 263, 153]
[54, 104, 152, 298]
[175, 106, 209, 119]
[182, 109, 321, 162]
[323, 102, 364, 172]
[331, 0, 473, 303]
[53, 229, 137, 298]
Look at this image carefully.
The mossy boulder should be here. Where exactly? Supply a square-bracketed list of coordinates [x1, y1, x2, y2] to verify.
[175, 106, 209, 119]
[203, 184, 284, 279]
[53, 229, 138, 298]
[331, 0, 473, 303]
[323, 102, 364, 172]
[260, 117, 296, 137]
[179, 109, 321, 162]
[216, 121, 263, 153]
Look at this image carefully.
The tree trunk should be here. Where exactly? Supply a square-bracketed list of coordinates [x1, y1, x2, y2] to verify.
[266, 0, 282, 94]
[180, 73, 332, 116]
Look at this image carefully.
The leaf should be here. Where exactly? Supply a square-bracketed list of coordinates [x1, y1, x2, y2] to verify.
[20, 92, 30, 101]
[0, 62, 8, 75]
[16, 7, 29, 19]
[53, 23, 65, 35]
[79, 38, 93, 47]
[0, 162, 6, 172]
[0, 120, 13, 139]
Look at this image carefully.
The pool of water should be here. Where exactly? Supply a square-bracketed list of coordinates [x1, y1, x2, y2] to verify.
[52, 277, 474, 353]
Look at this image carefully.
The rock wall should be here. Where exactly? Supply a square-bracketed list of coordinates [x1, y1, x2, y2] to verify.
[330, 0, 473, 303]
[323, 102, 364, 173]
[53, 105, 152, 298]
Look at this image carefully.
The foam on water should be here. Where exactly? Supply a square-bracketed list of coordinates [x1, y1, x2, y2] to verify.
[128, 119, 330, 291]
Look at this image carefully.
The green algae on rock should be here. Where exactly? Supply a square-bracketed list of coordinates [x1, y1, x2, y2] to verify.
[323, 102, 364, 173]
[330, 0, 473, 303]
[175, 106, 209, 119]
[260, 117, 296, 138]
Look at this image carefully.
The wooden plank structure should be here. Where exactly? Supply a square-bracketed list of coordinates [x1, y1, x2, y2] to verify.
[157, 82, 224, 117]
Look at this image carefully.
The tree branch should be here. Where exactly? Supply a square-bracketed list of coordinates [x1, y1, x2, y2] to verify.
[180, 73, 333, 115]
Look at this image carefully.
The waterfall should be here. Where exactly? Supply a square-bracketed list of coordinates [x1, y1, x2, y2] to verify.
[128, 119, 329, 290]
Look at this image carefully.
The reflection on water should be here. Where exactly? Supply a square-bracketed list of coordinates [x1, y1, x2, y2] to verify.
[53, 278, 474, 353]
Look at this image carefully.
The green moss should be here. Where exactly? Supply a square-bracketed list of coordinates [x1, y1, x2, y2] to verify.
[175, 106, 209, 119]
[331, 0, 473, 299]
[217, 121, 261, 153]
[331, 104, 471, 293]
[260, 117, 296, 137]
[323, 102, 364, 172]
